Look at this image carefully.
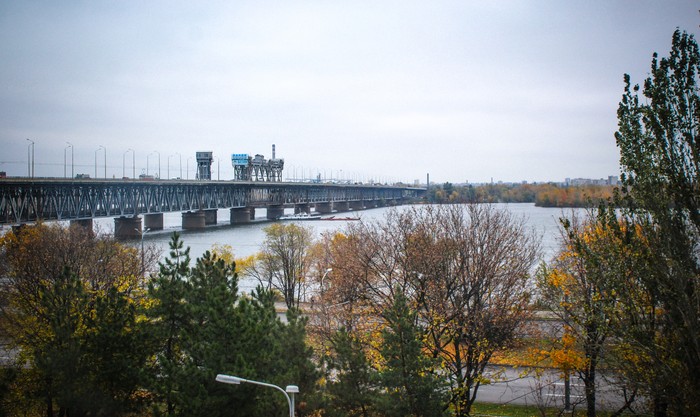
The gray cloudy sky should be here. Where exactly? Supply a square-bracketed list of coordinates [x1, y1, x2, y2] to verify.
[1, 1, 698, 183]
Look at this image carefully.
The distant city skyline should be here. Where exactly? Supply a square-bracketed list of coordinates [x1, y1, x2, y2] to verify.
[1, 1, 698, 183]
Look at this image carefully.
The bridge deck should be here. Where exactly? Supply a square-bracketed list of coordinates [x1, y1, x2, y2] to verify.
[0, 178, 424, 225]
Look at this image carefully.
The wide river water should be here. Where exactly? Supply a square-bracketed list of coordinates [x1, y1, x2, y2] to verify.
[89, 203, 581, 291]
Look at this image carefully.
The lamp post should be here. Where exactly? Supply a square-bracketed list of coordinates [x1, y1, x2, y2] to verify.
[123, 149, 134, 179]
[25, 139, 34, 177]
[96, 145, 106, 178]
[216, 374, 298, 417]
[186, 157, 192, 180]
[64, 142, 73, 178]
[320, 268, 333, 297]
[167, 154, 173, 180]
[177, 152, 182, 179]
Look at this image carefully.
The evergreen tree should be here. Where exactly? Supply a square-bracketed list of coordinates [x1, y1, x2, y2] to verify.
[377, 292, 447, 417]
[326, 328, 380, 417]
[146, 232, 192, 416]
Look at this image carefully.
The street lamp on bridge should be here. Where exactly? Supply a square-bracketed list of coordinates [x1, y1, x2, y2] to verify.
[64, 142, 73, 178]
[25, 139, 34, 178]
[95, 145, 106, 179]
[123, 149, 134, 179]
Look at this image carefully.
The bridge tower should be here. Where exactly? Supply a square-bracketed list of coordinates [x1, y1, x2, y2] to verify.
[196, 151, 213, 180]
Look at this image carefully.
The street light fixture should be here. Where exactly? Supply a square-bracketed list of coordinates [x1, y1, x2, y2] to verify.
[96, 145, 106, 178]
[216, 374, 298, 417]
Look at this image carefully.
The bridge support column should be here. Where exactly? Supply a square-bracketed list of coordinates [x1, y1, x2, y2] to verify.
[182, 211, 206, 230]
[294, 204, 311, 214]
[249, 207, 256, 220]
[315, 202, 333, 214]
[230, 207, 251, 224]
[204, 209, 218, 225]
[144, 213, 164, 230]
[70, 218, 93, 232]
[350, 201, 364, 211]
[114, 216, 142, 239]
[267, 205, 284, 220]
[333, 201, 349, 212]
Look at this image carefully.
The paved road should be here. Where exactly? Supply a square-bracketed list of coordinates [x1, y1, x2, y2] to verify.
[476, 366, 631, 412]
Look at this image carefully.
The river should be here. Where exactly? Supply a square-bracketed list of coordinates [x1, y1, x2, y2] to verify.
[90, 203, 581, 292]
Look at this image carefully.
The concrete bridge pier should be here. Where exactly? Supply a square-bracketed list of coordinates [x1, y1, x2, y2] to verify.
[249, 207, 256, 220]
[294, 204, 311, 214]
[182, 211, 206, 230]
[115, 216, 142, 239]
[144, 213, 164, 230]
[267, 205, 284, 220]
[315, 202, 333, 214]
[350, 200, 364, 211]
[70, 218, 93, 232]
[230, 207, 251, 224]
[204, 209, 218, 225]
[333, 201, 349, 212]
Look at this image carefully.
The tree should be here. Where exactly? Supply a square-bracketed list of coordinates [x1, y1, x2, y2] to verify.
[324, 205, 540, 416]
[246, 223, 315, 309]
[325, 328, 380, 417]
[615, 29, 700, 416]
[538, 212, 628, 417]
[146, 234, 320, 417]
[377, 291, 447, 417]
[145, 232, 192, 416]
[0, 223, 152, 416]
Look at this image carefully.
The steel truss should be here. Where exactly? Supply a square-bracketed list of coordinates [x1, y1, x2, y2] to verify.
[0, 179, 422, 224]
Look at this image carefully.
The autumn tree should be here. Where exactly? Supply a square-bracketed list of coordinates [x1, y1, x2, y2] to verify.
[538, 212, 633, 417]
[245, 223, 315, 309]
[0, 223, 154, 416]
[615, 29, 700, 416]
[323, 205, 540, 416]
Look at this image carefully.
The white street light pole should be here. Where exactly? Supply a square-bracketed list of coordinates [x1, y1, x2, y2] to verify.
[216, 374, 298, 417]
[25, 139, 34, 177]
[320, 268, 332, 297]
[64, 142, 73, 178]
[177, 152, 182, 179]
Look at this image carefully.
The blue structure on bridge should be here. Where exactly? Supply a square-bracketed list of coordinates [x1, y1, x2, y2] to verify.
[0, 178, 424, 238]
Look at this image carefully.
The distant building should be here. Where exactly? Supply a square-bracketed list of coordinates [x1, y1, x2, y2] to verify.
[565, 176, 618, 186]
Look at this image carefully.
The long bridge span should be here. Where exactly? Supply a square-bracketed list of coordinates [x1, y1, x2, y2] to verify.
[0, 178, 425, 238]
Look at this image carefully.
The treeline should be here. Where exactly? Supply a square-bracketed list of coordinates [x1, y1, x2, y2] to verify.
[0, 226, 317, 417]
[427, 181, 615, 207]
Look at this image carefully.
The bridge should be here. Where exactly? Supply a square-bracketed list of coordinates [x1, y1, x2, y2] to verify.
[0, 178, 425, 238]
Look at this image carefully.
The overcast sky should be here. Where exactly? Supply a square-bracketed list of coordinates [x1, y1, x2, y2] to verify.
[1, 1, 698, 184]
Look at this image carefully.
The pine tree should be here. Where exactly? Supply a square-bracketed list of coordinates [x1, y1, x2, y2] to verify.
[377, 292, 447, 417]
[146, 232, 192, 416]
[326, 328, 380, 417]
